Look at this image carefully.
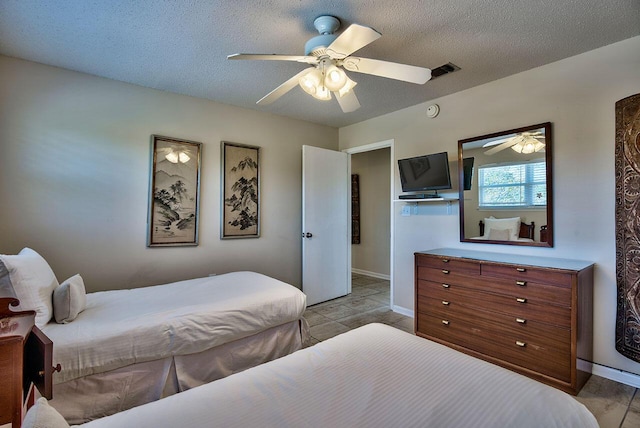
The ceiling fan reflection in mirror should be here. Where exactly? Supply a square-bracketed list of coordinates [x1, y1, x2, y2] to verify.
[227, 16, 432, 113]
[482, 130, 546, 155]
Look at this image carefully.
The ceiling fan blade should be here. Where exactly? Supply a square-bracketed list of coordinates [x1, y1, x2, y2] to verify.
[228, 53, 318, 65]
[335, 89, 360, 113]
[256, 68, 312, 105]
[482, 135, 515, 148]
[325, 24, 381, 59]
[484, 136, 527, 155]
[342, 57, 431, 84]
[484, 141, 515, 155]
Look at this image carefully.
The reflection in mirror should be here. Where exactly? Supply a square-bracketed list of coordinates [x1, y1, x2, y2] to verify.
[458, 122, 553, 247]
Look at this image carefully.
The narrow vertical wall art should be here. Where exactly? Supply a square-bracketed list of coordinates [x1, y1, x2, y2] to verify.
[615, 92, 640, 362]
[221, 141, 260, 239]
[147, 135, 202, 247]
[352, 174, 360, 244]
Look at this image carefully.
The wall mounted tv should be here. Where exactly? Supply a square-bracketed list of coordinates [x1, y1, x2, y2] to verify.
[398, 151, 451, 195]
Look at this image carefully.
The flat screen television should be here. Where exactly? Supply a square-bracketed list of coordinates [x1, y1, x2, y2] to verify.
[398, 151, 451, 194]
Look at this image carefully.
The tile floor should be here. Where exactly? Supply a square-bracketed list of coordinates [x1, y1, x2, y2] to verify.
[304, 273, 640, 428]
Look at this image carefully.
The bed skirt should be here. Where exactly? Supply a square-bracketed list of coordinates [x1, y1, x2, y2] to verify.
[49, 319, 308, 424]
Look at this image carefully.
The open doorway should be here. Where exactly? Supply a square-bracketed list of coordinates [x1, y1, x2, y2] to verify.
[346, 140, 393, 308]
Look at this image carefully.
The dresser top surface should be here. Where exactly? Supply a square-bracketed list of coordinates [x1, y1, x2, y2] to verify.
[417, 248, 594, 271]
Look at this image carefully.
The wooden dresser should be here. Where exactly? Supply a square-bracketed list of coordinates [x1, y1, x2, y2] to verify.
[1, 283, 54, 427]
[415, 248, 594, 395]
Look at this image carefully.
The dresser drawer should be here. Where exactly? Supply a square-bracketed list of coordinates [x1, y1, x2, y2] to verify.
[417, 314, 571, 382]
[481, 263, 573, 287]
[418, 268, 572, 306]
[416, 254, 480, 275]
[417, 279, 571, 327]
[463, 275, 572, 306]
[417, 266, 477, 287]
[417, 295, 570, 351]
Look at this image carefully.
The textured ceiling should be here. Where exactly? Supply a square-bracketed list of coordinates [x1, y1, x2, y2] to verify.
[0, 0, 638, 128]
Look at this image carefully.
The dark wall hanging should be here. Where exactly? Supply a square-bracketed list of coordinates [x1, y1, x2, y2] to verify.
[352, 174, 360, 244]
[221, 141, 260, 239]
[615, 92, 640, 363]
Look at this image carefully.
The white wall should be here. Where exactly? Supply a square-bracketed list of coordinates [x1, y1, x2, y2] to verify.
[351, 148, 390, 276]
[0, 55, 338, 292]
[339, 36, 640, 376]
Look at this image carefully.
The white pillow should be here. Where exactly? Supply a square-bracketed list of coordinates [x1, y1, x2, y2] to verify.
[53, 274, 87, 323]
[483, 217, 520, 241]
[22, 397, 70, 428]
[0, 248, 59, 327]
[488, 228, 511, 241]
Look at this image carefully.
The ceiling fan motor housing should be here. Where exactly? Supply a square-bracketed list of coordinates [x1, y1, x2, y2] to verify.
[305, 15, 340, 56]
[305, 34, 338, 56]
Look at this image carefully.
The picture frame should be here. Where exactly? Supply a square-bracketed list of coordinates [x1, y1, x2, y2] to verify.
[221, 141, 260, 239]
[147, 135, 202, 247]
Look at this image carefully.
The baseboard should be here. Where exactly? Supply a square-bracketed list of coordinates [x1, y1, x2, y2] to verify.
[392, 305, 414, 318]
[351, 268, 390, 280]
[588, 361, 640, 388]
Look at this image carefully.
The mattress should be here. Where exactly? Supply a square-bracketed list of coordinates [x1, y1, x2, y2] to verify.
[42, 271, 307, 383]
[75, 323, 598, 428]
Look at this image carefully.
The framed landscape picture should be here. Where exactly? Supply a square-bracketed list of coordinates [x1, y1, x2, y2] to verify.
[221, 141, 260, 239]
[147, 135, 202, 246]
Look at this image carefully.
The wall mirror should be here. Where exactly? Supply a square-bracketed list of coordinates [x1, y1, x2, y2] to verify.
[458, 122, 553, 247]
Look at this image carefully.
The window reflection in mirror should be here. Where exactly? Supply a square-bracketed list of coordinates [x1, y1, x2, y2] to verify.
[458, 122, 553, 247]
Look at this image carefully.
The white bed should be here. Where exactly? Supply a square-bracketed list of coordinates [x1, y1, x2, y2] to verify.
[0, 248, 308, 424]
[46, 272, 307, 423]
[26, 323, 597, 428]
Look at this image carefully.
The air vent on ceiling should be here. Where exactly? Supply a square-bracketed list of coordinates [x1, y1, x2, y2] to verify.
[431, 62, 460, 79]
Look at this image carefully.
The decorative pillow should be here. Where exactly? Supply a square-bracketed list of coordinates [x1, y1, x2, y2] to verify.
[0, 248, 59, 327]
[483, 217, 521, 241]
[53, 274, 87, 323]
[488, 228, 511, 241]
[22, 397, 70, 428]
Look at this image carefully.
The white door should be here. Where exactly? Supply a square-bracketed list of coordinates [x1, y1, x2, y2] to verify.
[302, 145, 350, 306]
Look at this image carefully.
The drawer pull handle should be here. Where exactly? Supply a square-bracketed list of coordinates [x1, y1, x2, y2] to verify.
[516, 298, 527, 303]
[442, 320, 450, 325]
[442, 269, 450, 274]
[442, 300, 450, 305]
[442, 283, 450, 289]
[516, 268, 526, 272]
[516, 318, 526, 324]
[516, 281, 527, 286]
[442, 259, 449, 263]
[38, 364, 62, 377]
[515, 340, 526, 347]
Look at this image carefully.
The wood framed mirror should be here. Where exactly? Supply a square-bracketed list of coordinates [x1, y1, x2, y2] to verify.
[458, 122, 553, 247]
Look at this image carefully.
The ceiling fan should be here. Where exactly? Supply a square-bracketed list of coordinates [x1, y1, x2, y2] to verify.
[483, 131, 546, 155]
[227, 15, 432, 113]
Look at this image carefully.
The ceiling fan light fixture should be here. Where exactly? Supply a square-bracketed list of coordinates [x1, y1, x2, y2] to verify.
[312, 84, 332, 101]
[338, 76, 357, 97]
[165, 151, 179, 163]
[178, 152, 191, 163]
[324, 65, 348, 92]
[299, 68, 321, 96]
[299, 68, 332, 100]
[511, 136, 545, 154]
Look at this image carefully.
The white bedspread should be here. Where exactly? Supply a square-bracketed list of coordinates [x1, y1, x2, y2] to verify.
[76, 323, 597, 428]
[42, 271, 306, 383]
